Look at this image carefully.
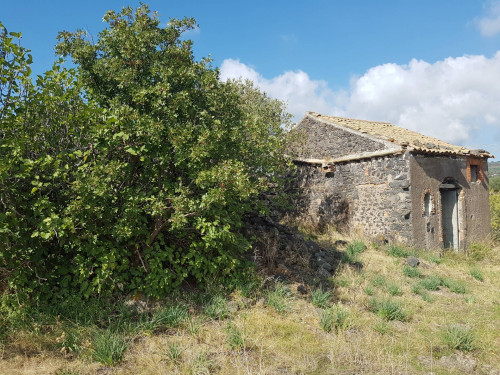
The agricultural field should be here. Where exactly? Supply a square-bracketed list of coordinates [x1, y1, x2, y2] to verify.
[1, 230, 499, 375]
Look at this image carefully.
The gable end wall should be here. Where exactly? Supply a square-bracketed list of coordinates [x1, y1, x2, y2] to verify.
[291, 115, 389, 159]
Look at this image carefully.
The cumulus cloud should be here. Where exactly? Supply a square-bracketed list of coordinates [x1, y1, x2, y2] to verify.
[476, 1, 500, 36]
[344, 54, 500, 144]
[220, 53, 500, 148]
[220, 59, 344, 122]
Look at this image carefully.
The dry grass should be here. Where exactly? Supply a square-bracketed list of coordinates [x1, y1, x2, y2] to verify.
[1, 236, 500, 375]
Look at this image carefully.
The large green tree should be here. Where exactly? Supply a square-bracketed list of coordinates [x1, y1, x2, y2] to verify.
[0, 6, 291, 300]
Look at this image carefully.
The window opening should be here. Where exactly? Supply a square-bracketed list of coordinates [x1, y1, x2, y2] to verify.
[424, 192, 431, 216]
[470, 165, 478, 183]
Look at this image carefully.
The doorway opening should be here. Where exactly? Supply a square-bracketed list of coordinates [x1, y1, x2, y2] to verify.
[440, 179, 460, 250]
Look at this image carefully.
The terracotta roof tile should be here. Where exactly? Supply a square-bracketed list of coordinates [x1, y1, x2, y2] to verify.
[308, 112, 492, 158]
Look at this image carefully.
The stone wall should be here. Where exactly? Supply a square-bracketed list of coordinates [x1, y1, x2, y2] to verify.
[290, 153, 413, 243]
[410, 154, 491, 250]
[291, 115, 387, 159]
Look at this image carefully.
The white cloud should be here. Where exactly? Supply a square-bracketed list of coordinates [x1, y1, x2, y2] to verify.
[344, 54, 500, 145]
[220, 53, 500, 149]
[476, 1, 500, 36]
[220, 59, 344, 122]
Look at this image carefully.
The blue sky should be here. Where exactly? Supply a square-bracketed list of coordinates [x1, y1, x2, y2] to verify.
[3, 1, 500, 157]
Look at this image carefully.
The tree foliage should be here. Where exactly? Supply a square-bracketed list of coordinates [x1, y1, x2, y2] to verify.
[0, 6, 292, 301]
[489, 176, 500, 192]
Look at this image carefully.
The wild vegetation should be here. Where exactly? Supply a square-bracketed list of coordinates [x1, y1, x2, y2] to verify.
[1, 231, 499, 374]
[0, 5, 291, 302]
[1, 5, 500, 375]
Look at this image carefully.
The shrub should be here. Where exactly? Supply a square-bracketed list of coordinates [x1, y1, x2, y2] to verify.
[441, 324, 475, 352]
[92, 330, 129, 366]
[369, 297, 408, 321]
[402, 266, 421, 278]
[311, 289, 332, 309]
[0, 5, 292, 301]
[320, 303, 350, 332]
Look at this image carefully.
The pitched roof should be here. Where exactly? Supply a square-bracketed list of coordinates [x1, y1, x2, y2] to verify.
[307, 111, 492, 158]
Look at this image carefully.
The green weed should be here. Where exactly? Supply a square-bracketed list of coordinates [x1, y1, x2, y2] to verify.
[55, 370, 80, 375]
[469, 267, 484, 282]
[226, 322, 245, 350]
[320, 303, 350, 332]
[91, 330, 129, 366]
[441, 324, 475, 352]
[311, 288, 332, 309]
[56, 329, 81, 354]
[442, 278, 467, 294]
[166, 341, 184, 363]
[364, 285, 375, 296]
[204, 295, 230, 320]
[402, 266, 421, 278]
[387, 283, 403, 296]
[369, 297, 408, 321]
[149, 303, 188, 330]
[342, 241, 367, 264]
[417, 275, 443, 291]
[371, 275, 387, 287]
[266, 283, 292, 314]
[386, 245, 410, 258]
[373, 321, 390, 334]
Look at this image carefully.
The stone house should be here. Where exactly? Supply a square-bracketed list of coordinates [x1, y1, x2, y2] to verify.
[289, 111, 492, 250]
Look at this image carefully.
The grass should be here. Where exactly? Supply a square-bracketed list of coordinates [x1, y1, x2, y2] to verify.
[148, 303, 188, 330]
[1, 234, 499, 375]
[386, 244, 410, 258]
[311, 288, 331, 309]
[442, 278, 467, 294]
[319, 303, 350, 332]
[369, 297, 408, 321]
[91, 330, 129, 366]
[266, 283, 292, 314]
[226, 322, 245, 350]
[470, 267, 484, 281]
[416, 275, 443, 291]
[386, 283, 403, 296]
[403, 265, 422, 278]
[342, 240, 367, 264]
[441, 324, 476, 352]
[203, 294, 230, 320]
